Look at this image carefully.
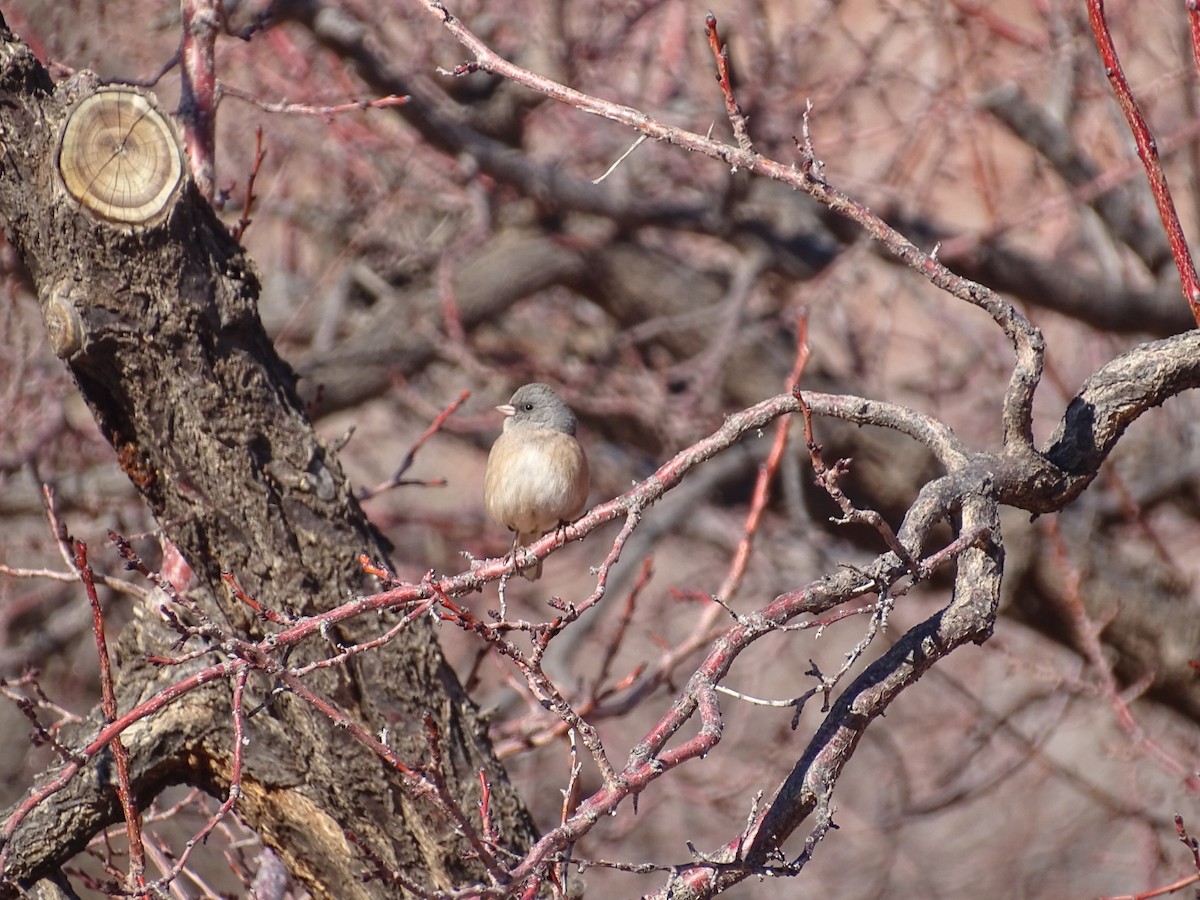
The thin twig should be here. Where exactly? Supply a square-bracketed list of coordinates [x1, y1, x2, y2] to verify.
[1087, 0, 1200, 324]
[75, 540, 146, 897]
[219, 84, 409, 119]
[358, 389, 468, 499]
[229, 126, 266, 241]
[591, 135, 647, 184]
[704, 14, 753, 153]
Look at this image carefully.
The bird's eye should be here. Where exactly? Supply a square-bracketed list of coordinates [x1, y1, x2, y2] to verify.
[524, 403, 534, 411]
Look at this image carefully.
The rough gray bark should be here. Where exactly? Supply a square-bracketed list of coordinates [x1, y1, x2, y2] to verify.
[0, 16, 535, 897]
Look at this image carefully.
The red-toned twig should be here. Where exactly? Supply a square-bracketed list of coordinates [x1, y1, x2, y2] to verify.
[477, 769, 494, 844]
[278, 672, 504, 882]
[144, 647, 217, 668]
[222, 571, 293, 626]
[538, 510, 640, 629]
[358, 389, 469, 499]
[1101, 820, 1200, 900]
[948, 0, 1045, 48]
[704, 14, 753, 153]
[1087, 0, 1200, 325]
[1103, 466, 1185, 579]
[74, 540, 146, 897]
[437, 253, 467, 344]
[0, 657, 246, 867]
[358, 554, 411, 591]
[289, 595, 439, 677]
[229, 126, 266, 242]
[1190, 1, 1200, 99]
[1100, 873, 1200, 900]
[142, 668, 250, 897]
[1176, 813, 1200, 873]
[629, 318, 813, 708]
[1044, 520, 1200, 791]
[589, 557, 652, 699]
[721, 317, 810, 603]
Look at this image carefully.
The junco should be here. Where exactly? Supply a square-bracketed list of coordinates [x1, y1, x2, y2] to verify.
[484, 383, 590, 580]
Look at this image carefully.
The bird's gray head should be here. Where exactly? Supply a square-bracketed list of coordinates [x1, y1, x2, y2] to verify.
[498, 383, 578, 435]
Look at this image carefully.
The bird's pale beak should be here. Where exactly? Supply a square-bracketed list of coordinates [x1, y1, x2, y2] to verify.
[496, 404, 516, 417]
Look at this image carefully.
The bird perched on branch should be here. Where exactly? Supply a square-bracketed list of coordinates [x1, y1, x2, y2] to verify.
[484, 383, 590, 580]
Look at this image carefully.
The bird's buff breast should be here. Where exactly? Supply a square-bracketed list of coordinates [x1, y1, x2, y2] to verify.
[484, 428, 589, 535]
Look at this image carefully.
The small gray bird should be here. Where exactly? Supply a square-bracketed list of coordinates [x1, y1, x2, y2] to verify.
[484, 383, 590, 580]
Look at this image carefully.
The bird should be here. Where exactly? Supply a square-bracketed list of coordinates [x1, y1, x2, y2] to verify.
[484, 383, 590, 580]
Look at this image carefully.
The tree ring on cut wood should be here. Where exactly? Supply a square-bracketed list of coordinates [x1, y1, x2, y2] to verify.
[56, 86, 184, 227]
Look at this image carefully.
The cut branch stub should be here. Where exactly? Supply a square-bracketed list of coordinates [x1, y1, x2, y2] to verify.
[56, 86, 185, 227]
